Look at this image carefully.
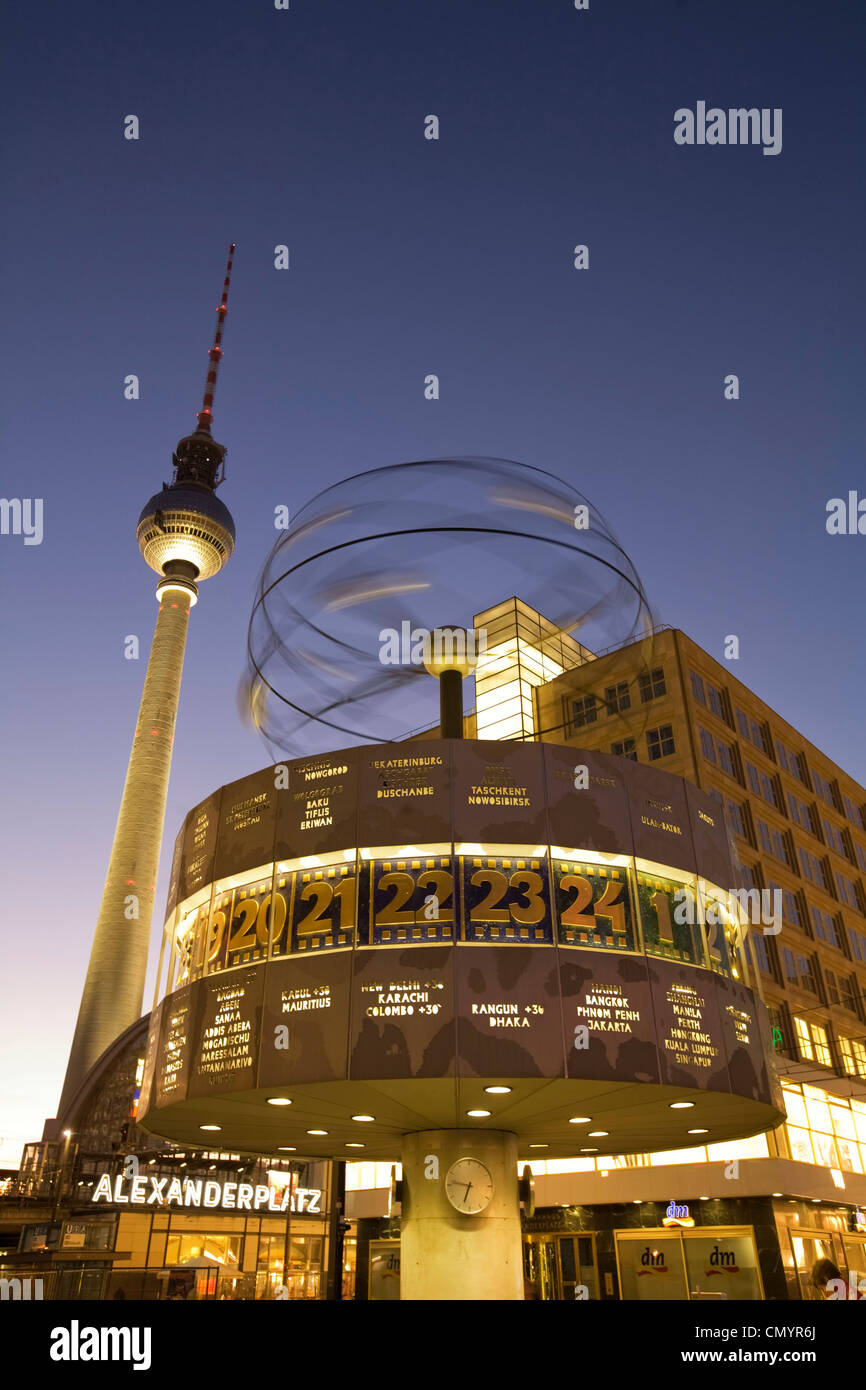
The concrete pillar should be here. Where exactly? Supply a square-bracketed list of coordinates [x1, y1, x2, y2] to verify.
[58, 581, 194, 1117]
[400, 1130, 524, 1301]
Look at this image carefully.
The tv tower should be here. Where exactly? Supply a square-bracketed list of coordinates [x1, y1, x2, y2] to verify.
[57, 247, 237, 1119]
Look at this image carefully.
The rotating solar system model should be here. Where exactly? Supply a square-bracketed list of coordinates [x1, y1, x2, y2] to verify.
[138, 457, 783, 1300]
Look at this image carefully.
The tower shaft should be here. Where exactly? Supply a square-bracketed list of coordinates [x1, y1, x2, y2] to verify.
[57, 584, 193, 1117]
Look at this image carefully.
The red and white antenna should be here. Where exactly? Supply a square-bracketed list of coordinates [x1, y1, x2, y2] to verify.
[196, 243, 236, 434]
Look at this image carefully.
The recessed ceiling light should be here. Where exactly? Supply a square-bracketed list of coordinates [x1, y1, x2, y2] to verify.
[688, 1128, 708, 1135]
[812, 1198, 821, 1203]
[569, 1117, 592, 1124]
[670, 1102, 694, 1110]
[699, 1196, 709, 1201]
[772, 1192, 783, 1197]
[351, 1114, 375, 1122]
[580, 1147, 598, 1153]
[200, 1125, 221, 1131]
[484, 1086, 512, 1094]
[346, 1143, 365, 1149]
[277, 1147, 296, 1152]
[467, 1109, 491, 1118]
[307, 1129, 328, 1136]
[588, 1131, 609, 1138]
[632, 1200, 642, 1204]
[529, 1143, 548, 1149]
[267, 1097, 292, 1107]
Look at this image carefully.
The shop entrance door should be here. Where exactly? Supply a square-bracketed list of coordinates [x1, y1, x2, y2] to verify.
[523, 1234, 598, 1300]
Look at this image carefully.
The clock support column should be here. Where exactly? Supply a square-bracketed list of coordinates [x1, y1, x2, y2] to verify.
[399, 1130, 524, 1300]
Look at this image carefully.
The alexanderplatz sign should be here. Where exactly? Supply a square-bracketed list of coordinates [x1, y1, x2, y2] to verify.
[137, 739, 783, 1299]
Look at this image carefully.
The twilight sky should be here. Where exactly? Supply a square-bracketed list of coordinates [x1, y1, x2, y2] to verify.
[1, 0, 863, 1166]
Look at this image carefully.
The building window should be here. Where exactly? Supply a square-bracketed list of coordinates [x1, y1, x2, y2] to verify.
[843, 795, 864, 831]
[611, 738, 637, 761]
[794, 1017, 831, 1066]
[825, 969, 857, 1013]
[813, 769, 839, 812]
[646, 724, 675, 760]
[850, 926, 866, 962]
[838, 1036, 866, 1080]
[747, 762, 780, 807]
[706, 682, 726, 721]
[747, 931, 772, 976]
[796, 954, 818, 995]
[699, 727, 716, 763]
[717, 740, 736, 779]
[823, 818, 847, 856]
[757, 819, 772, 856]
[165, 1232, 243, 1269]
[856, 843, 866, 875]
[799, 846, 828, 891]
[738, 862, 760, 891]
[761, 772, 780, 808]
[784, 951, 818, 994]
[836, 871, 862, 912]
[783, 889, 802, 927]
[777, 739, 809, 786]
[638, 667, 666, 703]
[736, 709, 770, 755]
[788, 792, 817, 836]
[810, 904, 839, 948]
[572, 695, 597, 728]
[767, 1006, 791, 1053]
[726, 800, 746, 838]
[690, 671, 706, 704]
[604, 682, 630, 714]
[773, 829, 792, 866]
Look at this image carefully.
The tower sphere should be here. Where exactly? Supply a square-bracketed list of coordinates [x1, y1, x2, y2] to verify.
[137, 479, 235, 580]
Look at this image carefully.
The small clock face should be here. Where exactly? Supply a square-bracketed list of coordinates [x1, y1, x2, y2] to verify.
[444, 1158, 494, 1215]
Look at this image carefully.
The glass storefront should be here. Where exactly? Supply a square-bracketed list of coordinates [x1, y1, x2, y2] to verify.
[523, 1233, 599, 1300]
[615, 1227, 763, 1301]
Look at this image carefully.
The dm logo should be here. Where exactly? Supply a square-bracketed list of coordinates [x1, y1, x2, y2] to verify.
[662, 1201, 694, 1228]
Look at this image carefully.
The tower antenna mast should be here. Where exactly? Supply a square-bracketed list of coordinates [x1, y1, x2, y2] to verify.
[196, 242, 236, 437]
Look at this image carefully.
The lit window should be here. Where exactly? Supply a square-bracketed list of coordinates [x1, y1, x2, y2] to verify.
[795, 1016, 813, 1060]
[811, 1024, 832, 1068]
[838, 1037, 866, 1080]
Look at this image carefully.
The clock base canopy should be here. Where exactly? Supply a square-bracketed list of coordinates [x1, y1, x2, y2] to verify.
[400, 1130, 523, 1301]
